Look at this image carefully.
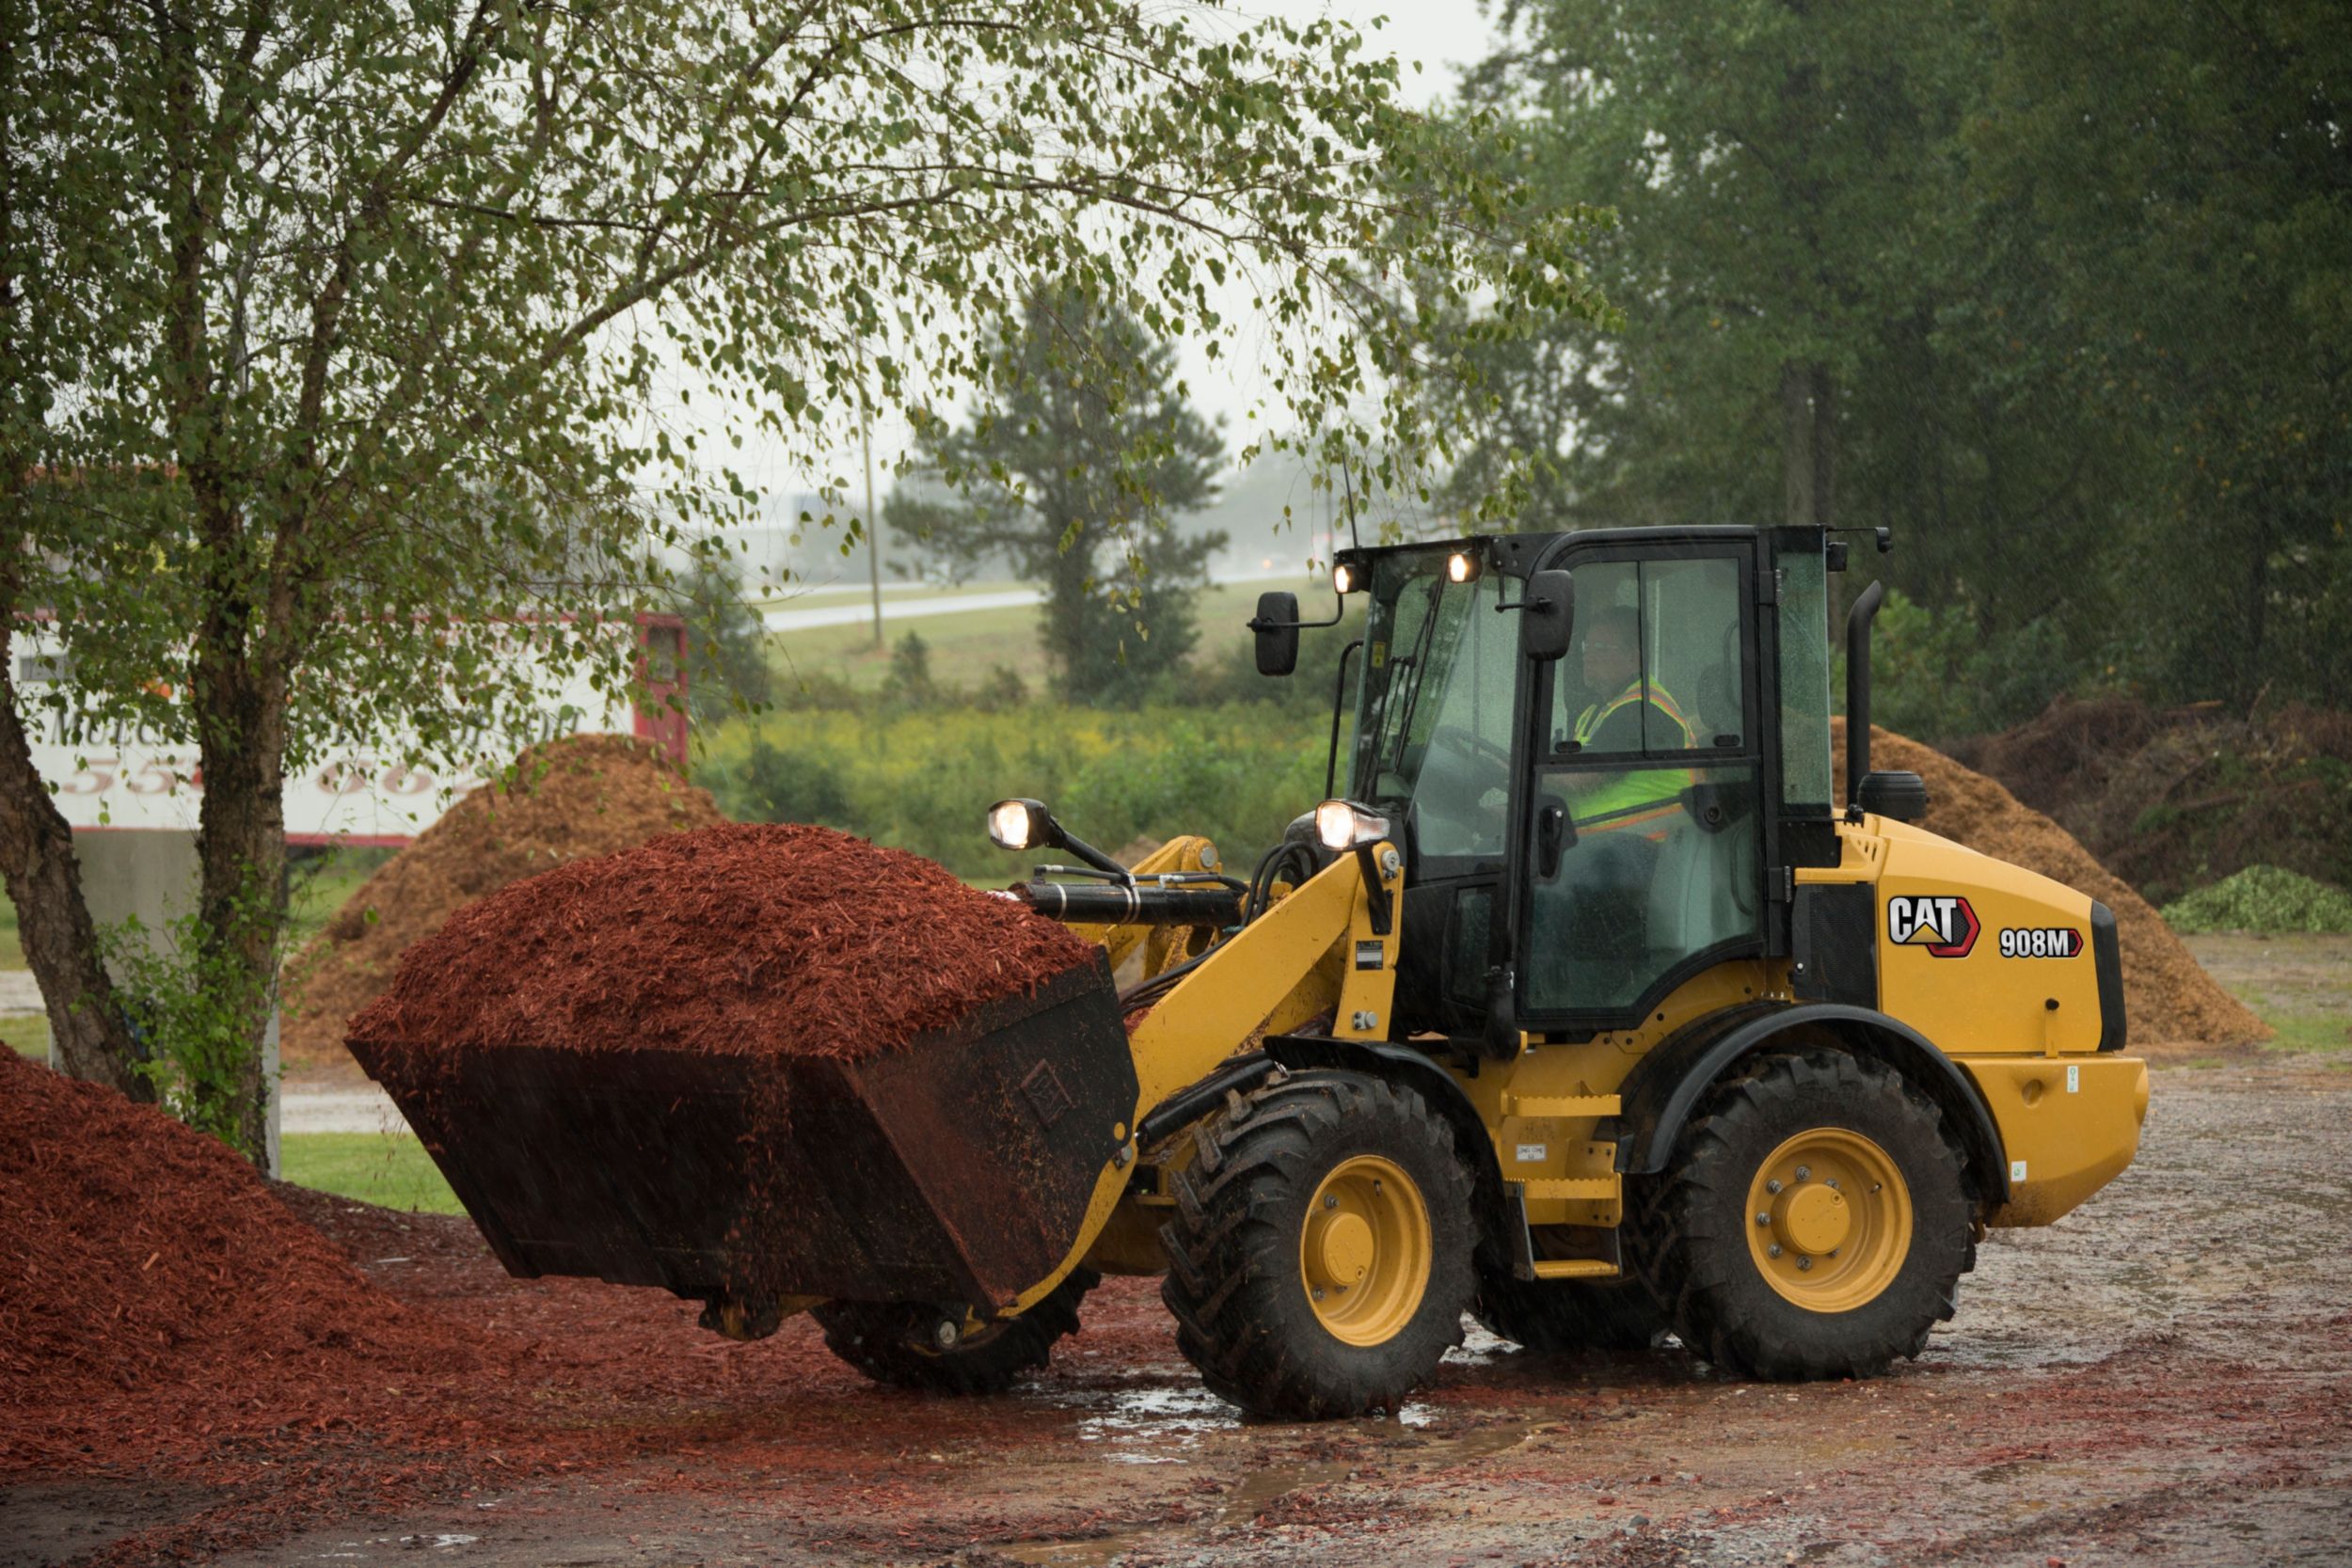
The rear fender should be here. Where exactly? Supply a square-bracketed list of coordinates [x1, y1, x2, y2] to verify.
[1612, 1003, 2010, 1209]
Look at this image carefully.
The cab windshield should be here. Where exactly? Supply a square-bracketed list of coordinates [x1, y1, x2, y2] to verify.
[1346, 549, 1514, 858]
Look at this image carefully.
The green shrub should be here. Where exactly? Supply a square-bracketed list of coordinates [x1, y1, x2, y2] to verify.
[2162, 865, 2352, 934]
[1869, 589, 2083, 743]
[699, 700, 1332, 880]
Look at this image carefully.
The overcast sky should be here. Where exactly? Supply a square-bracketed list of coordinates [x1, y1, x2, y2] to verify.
[659, 2, 1509, 531]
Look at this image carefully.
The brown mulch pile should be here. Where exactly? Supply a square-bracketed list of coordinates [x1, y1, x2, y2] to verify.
[1837, 720, 2268, 1050]
[1949, 696, 2352, 904]
[347, 821, 1097, 1063]
[282, 734, 726, 1067]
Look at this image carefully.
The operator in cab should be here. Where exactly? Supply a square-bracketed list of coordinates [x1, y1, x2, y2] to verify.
[1561, 606, 1695, 840]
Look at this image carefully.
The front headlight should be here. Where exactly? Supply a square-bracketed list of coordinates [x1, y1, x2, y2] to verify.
[988, 798, 1052, 851]
[1313, 799, 1391, 852]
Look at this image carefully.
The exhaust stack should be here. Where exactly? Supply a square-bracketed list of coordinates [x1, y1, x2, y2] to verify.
[1845, 580, 1884, 817]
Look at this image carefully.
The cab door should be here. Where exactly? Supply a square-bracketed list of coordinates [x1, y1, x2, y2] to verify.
[1511, 542, 1767, 1028]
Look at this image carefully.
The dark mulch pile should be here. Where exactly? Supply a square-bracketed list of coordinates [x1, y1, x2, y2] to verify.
[347, 821, 1095, 1063]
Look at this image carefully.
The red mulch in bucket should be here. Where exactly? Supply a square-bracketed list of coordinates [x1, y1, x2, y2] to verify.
[347, 821, 1094, 1063]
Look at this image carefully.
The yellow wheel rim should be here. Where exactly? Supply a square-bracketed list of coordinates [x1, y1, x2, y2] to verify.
[1298, 1155, 1431, 1346]
[1743, 1129, 1913, 1313]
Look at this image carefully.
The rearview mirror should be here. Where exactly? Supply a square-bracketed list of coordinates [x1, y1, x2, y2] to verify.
[1251, 591, 1300, 676]
[1520, 570, 1574, 661]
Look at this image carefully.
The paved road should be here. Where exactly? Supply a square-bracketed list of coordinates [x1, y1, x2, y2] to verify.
[0, 971, 40, 1014]
[758, 567, 1312, 634]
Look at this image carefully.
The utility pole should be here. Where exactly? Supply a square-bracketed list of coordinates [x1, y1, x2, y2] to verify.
[862, 394, 882, 649]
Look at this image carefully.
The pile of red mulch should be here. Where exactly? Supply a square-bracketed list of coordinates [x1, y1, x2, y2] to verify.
[347, 821, 1096, 1063]
[0, 1049, 490, 1471]
[282, 734, 728, 1068]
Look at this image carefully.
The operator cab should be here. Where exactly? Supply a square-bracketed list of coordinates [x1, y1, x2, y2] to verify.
[1266, 526, 1844, 1050]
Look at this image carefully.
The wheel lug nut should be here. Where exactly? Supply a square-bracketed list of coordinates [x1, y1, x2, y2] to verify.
[1766, 1180, 1783, 1195]
[1794, 1165, 1811, 1181]
[1324, 1195, 1338, 1210]
[1756, 1212, 1772, 1227]
[1826, 1179, 1839, 1190]
[1768, 1243, 1783, 1259]
[1797, 1256, 1813, 1272]
[1311, 1288, 1325, 1301]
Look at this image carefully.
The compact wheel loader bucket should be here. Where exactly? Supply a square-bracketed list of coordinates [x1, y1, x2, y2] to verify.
[348, 954, 1135, 1323]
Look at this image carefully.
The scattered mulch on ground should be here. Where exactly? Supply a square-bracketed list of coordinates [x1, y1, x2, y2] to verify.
[347, 821, 1097, 1063]
[281, 734, 727, 1068]
[1837, 720, 2267, 1051]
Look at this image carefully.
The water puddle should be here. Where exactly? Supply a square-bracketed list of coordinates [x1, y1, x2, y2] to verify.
[1062, 1383, 1238, 1464]
[993, 1398, 1554, 1566]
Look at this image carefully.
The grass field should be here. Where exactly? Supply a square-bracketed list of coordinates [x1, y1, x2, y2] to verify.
[769, 580, 1265, 694]
[4, 1013, 45, 1058]
[279, 1132, 462, 1214]
[285, 845, 394, 949]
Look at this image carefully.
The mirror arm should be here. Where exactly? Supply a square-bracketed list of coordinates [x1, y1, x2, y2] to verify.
[1324, 639, 1364, 800]
[1247, 584, 1347, 633]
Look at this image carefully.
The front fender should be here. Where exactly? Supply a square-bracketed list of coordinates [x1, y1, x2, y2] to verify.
[1611, 1002, 2010, 1208]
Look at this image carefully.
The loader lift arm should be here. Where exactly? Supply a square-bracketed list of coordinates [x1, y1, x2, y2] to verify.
[1006, 841, 1406, 1314]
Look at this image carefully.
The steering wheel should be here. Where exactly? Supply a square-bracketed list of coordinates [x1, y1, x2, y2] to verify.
[1429, 723, 1512, 768]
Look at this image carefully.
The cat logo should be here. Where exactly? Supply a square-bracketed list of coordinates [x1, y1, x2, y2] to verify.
[1885, 894, 1979, 958]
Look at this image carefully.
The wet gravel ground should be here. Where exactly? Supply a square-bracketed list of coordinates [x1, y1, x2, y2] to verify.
[8, 1056, 2351, 1568]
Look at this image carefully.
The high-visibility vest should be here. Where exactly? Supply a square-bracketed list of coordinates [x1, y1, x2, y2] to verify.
[1567, 679, 1696, 835]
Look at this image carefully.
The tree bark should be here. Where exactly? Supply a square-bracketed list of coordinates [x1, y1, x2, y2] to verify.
[1781, 359, 1836, 531]
[186, 551, 292, 1164]
[0, 571, 154, 1101]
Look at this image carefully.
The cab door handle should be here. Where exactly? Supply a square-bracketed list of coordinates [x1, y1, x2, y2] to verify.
[1535, 800, 1572, 878]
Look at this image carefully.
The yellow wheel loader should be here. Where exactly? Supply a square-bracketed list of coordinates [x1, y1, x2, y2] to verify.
[363, 525, 2150, 1421]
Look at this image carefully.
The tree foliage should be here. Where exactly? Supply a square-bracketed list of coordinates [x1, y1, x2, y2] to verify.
[674, 561, 774, 727]
[886, 287, 1225, 703]
[1446, 0, 2348, 725]
[1, 0, 1607, 1154]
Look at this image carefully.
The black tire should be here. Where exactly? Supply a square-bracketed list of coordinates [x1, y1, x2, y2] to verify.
[1473, 1272, 1664, 1354]
[1158, 1069, 1476, 1420]
[813, 1266, 1099, 1394]
[1651, 1048, 1974, 1382]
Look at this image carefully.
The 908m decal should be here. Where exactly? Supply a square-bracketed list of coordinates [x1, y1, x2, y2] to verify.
[1885, 895, 1979, 958]
[1999, 927, 2085, 958]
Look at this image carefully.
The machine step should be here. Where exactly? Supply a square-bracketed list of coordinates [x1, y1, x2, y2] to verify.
[1529, 1259, 1619, 1280]
[1504, 1094, 1622, 1119]
[1518, 1178, 1620, 1202]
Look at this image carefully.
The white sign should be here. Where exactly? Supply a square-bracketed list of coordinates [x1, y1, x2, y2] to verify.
[11, 625, 671, 843]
